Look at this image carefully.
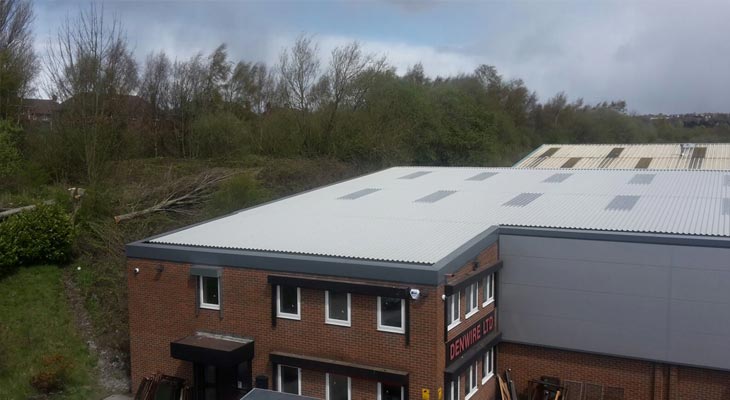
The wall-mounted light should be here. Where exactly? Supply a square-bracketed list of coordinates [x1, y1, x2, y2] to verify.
[409, 288, 421, 300]
[133, 268, 140, 275]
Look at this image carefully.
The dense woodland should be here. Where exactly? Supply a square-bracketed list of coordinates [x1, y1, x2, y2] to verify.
[1, 2, 730, 395]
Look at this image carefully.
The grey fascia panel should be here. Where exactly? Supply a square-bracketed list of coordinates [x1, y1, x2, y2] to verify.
[126, 241, 439, 285]
[606, 195, 640, 210]
[415, 190, 457, 203]
[466, 172, 498, 181]
[432, 225, 500, 283]
[503, 192, 542, 207]
[338, 188, 381, 200]
[628, 174, 656, 185]
[190, 265, 221, 277]
[543, 173, 572, 183]
[399, 171, 431, 179]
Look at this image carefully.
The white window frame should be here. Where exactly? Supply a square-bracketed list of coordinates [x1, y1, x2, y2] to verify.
[377, 296, 406, 334]
[482, 273, 495, 307]
[325, 291, 351, 327]
[465, 361, 478, 400]
[481, 348, 495, 384]
[199, 275, 220, 310]
[377, 382, 404, 400]
[449, 378, 460, 400]
[465, 282, 479, 318]
[277, 364, 301, 395]
[447, 292, 461, 331]
[276, 285, 301, 320]
[326, 373, 351, 400]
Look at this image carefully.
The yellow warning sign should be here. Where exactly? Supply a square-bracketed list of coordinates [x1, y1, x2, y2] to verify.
[421, 388, 430, 400]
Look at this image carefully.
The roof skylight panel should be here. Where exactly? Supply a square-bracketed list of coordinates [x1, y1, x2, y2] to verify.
[399, 171, 431, 179]
[415, 190, 457, 203]
[466, 172, 498, 181]
[503, 193, 543, 207]
[606, 195, 640, 211]
[628, 174, 656, 185]
[338, 188, 381, 200]
[543, 173, 572, 183]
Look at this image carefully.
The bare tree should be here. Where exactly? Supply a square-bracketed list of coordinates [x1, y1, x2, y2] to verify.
[278, 35, 320, 112]
[44, 4, 138, 182]
[140, 51, 172, 156]
[0, 0, 37, 119]
[226, 61, 276, 114]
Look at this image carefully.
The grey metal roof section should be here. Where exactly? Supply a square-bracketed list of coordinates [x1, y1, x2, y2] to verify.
[503, 192, 542, 207]
[543, 173, 572, 183]
[466, 172, 498, 181]
[606, 195, 640, 211]
[628, 174, 655, 185]
[415, 190, 457, 203]
[338, 188, 381, 200]
[399, 171, 431, 179]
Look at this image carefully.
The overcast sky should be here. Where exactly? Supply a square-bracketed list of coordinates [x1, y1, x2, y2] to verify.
[34, 0, 730, 114]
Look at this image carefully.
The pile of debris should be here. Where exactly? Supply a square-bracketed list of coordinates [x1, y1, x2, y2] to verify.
[134, 374, 191, 400]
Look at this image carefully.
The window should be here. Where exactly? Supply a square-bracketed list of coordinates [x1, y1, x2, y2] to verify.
[465, 282, 478, 318]
[449, 378, 460, 400]
[199, 276, 220, 310]
[482, 348, 494, 384]
[277, 365, 301, 395]
[377, 382, 404, 400]
[482, 274, 495, 307]
[277, 285, 300, 320]
[326, 373, 351, 400]
[466, 362, 478, 400]
[447, 292, 460, 330]
[377, 297, 405, 334]
[325, 291, 351, 326]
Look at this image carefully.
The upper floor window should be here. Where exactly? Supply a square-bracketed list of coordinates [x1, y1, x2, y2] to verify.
[377, 297, 405, 334]
[199, 276, 220, 310]
[326, 373, 351, 400]
[465, 282, 479, 318]
[325, 291, 351, 327]
[466, 361, 478, 400]
[277, 365, 301, 395]
[482, 348, 494, 383]
[447, 292, 460, 330]
[277, 285, 301, 320]
[377, 382, 404, 400]
[483, 273, 495, 307]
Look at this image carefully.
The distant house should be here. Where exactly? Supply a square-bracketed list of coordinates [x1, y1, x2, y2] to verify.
[20, 98, 60, 123]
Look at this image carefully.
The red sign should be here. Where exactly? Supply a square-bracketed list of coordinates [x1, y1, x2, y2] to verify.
[446, 311, 495, 365]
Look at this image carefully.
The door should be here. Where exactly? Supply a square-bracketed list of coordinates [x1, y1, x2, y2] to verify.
[194, 362, 252, 400]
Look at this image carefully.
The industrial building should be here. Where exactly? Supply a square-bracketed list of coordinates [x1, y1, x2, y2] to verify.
[126, 166, 730, 400]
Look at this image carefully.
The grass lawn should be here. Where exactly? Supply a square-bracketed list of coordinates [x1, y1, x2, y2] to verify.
[0, 265, 99, 399]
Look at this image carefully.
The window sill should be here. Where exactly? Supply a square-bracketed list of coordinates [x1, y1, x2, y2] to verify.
[465, 388, 478, 400]
[482, 299, 494, 308]
[277, 313, 301, 320]
[481, 373, 494, 385]
[447, 320, 461, 331]
[325, 319, 351, 327]
[465, 308, 479, 319]
[199, 303, 220, 311]
[377, 325, 405, 334]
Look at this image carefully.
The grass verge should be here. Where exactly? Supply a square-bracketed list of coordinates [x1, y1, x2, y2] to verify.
[0, 265, 99, 399]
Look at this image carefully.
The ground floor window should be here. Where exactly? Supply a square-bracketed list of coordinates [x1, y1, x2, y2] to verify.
[277, 365, 301, 395]
[466, 361, 478, 400]
[482, 347, 494, 384]
[326, 373, 351, 400]
[378, 382, 404, 400]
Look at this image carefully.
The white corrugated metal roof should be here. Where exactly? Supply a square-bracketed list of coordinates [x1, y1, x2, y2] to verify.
[515, 143, 730, 170]
[150, 167, 730, 264]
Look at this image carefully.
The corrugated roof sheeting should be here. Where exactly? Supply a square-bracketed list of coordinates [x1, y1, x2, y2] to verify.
[515, 143, 730, 170]
[151, 167, 730, 265]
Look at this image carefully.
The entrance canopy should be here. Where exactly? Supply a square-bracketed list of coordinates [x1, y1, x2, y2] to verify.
[171, 332, 253, 367]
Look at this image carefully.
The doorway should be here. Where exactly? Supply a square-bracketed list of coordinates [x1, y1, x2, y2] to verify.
[194, 361, 252, 400]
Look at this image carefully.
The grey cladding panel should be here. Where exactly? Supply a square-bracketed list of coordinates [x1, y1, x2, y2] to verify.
[724, 198, 730, 215]
[466, 172, 498, 181]
[415, 190, 457, 203]
[503, 193, 542, 207]
[725, 175, 730, 186]
[606, 195, 640, 210]
[338, 188, 381, 200]
[500, 235, 730, 370]
[543, 173, 572, 183]
[628, 174, 655, 185]
[399, 171, 431, 179]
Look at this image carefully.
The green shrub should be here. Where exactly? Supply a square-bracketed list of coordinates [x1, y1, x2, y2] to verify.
[0, 204, 75, 272]
[205, 173, 270, 216]
[29, 354, 73, 394]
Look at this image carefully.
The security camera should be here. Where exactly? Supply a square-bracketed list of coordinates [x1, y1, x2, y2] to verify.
[133, 268, 140, 274]
[409, 288, 421, 300]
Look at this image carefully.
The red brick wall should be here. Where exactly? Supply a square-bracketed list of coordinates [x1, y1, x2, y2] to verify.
[499, 342, 730, 400]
